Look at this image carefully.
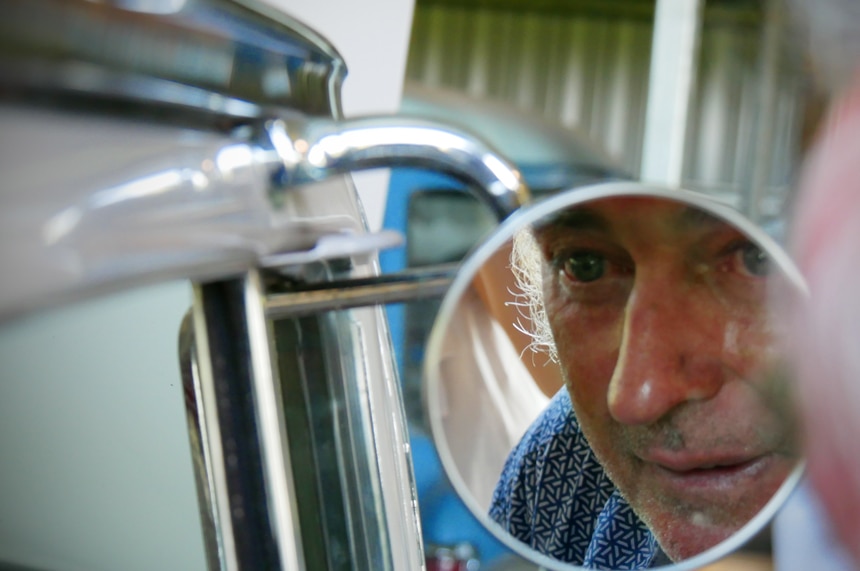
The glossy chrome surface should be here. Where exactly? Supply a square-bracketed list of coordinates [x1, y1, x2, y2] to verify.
[0, 0, 347, 119]
[267, 116, 530, 220]
[179, 311, 232, 571]
[186, 271, 305, 570]
[264, 264, 458, 318]
[188, 275, 290, 570]
[0, 105, 285, 320]
[0, 104, 527, 322]
[1, 0, 529, 321]
[244, 270, 306, 571]
[1, 4, 527, 571]
[181, 175, 425, 571]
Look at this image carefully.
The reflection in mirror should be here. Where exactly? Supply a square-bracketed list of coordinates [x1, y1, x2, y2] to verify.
[425, 184, 805, 570]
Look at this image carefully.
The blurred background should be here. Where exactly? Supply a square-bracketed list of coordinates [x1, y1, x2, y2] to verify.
[380, 1, 821, 570]
[402, 0, 819, 219]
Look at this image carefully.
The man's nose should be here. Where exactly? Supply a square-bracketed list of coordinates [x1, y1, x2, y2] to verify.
[607, 278, 726, 426]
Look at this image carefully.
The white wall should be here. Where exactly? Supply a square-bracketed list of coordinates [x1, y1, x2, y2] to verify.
[0, 282, 204, 571]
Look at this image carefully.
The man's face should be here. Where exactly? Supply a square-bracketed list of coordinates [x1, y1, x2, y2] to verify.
[534, 197, 797, 561]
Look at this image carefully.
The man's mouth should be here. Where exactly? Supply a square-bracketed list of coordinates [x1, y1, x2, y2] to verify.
[625, 449, 795, 560]
[641, 451, 773, 492]
[665, 457, 761, 477]
[652, 454, 760, 473]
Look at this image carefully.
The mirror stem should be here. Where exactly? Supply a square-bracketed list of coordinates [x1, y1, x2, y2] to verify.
[265, 116, 531, 220]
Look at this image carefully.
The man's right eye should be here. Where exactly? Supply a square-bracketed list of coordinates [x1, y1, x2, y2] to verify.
[740, 243, 770, 277]
[561, 252, 606, 283]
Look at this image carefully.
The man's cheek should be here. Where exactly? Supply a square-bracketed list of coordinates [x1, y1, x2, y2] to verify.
[723, 317, 777, 379]
[545, 286, 624, 337]
[552, 318, 621, 400]
[550, 296, 623, 356]
[554, 319, 619, 368]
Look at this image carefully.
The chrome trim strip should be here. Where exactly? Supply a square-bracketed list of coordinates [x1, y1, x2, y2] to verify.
[193, 278, 285, 570]
[243, 270, 305, 571]
[190, 287, 240, 571]
[264, 265, 458, 318]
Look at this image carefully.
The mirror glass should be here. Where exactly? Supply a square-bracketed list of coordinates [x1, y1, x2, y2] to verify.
[424, 183, 805, 570]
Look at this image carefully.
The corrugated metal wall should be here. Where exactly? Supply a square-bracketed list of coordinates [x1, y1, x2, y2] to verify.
[404, 0, 809, 218]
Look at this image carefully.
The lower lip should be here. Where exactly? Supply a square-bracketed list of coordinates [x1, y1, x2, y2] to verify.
[651, 455, 773, 494]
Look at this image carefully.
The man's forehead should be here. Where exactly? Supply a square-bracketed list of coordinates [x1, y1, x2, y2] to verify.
[534, 200, 727, 237]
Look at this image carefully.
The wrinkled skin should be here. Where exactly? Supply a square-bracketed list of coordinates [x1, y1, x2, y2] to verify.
[535, 197, 797, 561]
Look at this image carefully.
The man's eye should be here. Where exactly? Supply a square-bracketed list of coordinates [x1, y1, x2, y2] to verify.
[740, 243, 769, 277]
[562, 252, 605, 283]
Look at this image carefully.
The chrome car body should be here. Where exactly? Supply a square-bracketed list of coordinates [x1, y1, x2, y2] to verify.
[0, 2, 527, 570]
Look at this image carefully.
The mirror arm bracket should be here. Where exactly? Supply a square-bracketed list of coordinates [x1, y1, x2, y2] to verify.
[263, 116, 532, 220]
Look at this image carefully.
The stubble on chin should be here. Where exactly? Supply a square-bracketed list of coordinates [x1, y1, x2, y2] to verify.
[566, 390, 787, 560]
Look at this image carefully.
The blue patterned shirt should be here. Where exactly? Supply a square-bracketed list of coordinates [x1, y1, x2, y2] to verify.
[489, 389, 661, 569]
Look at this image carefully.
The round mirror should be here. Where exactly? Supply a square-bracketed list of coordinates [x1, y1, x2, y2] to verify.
[424, 182, 805, 570]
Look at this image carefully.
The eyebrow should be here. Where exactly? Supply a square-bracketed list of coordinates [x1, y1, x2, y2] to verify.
[677, 205, 724, 230]
[535, 203, 726, 236]
[534, 207, 608, 234]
